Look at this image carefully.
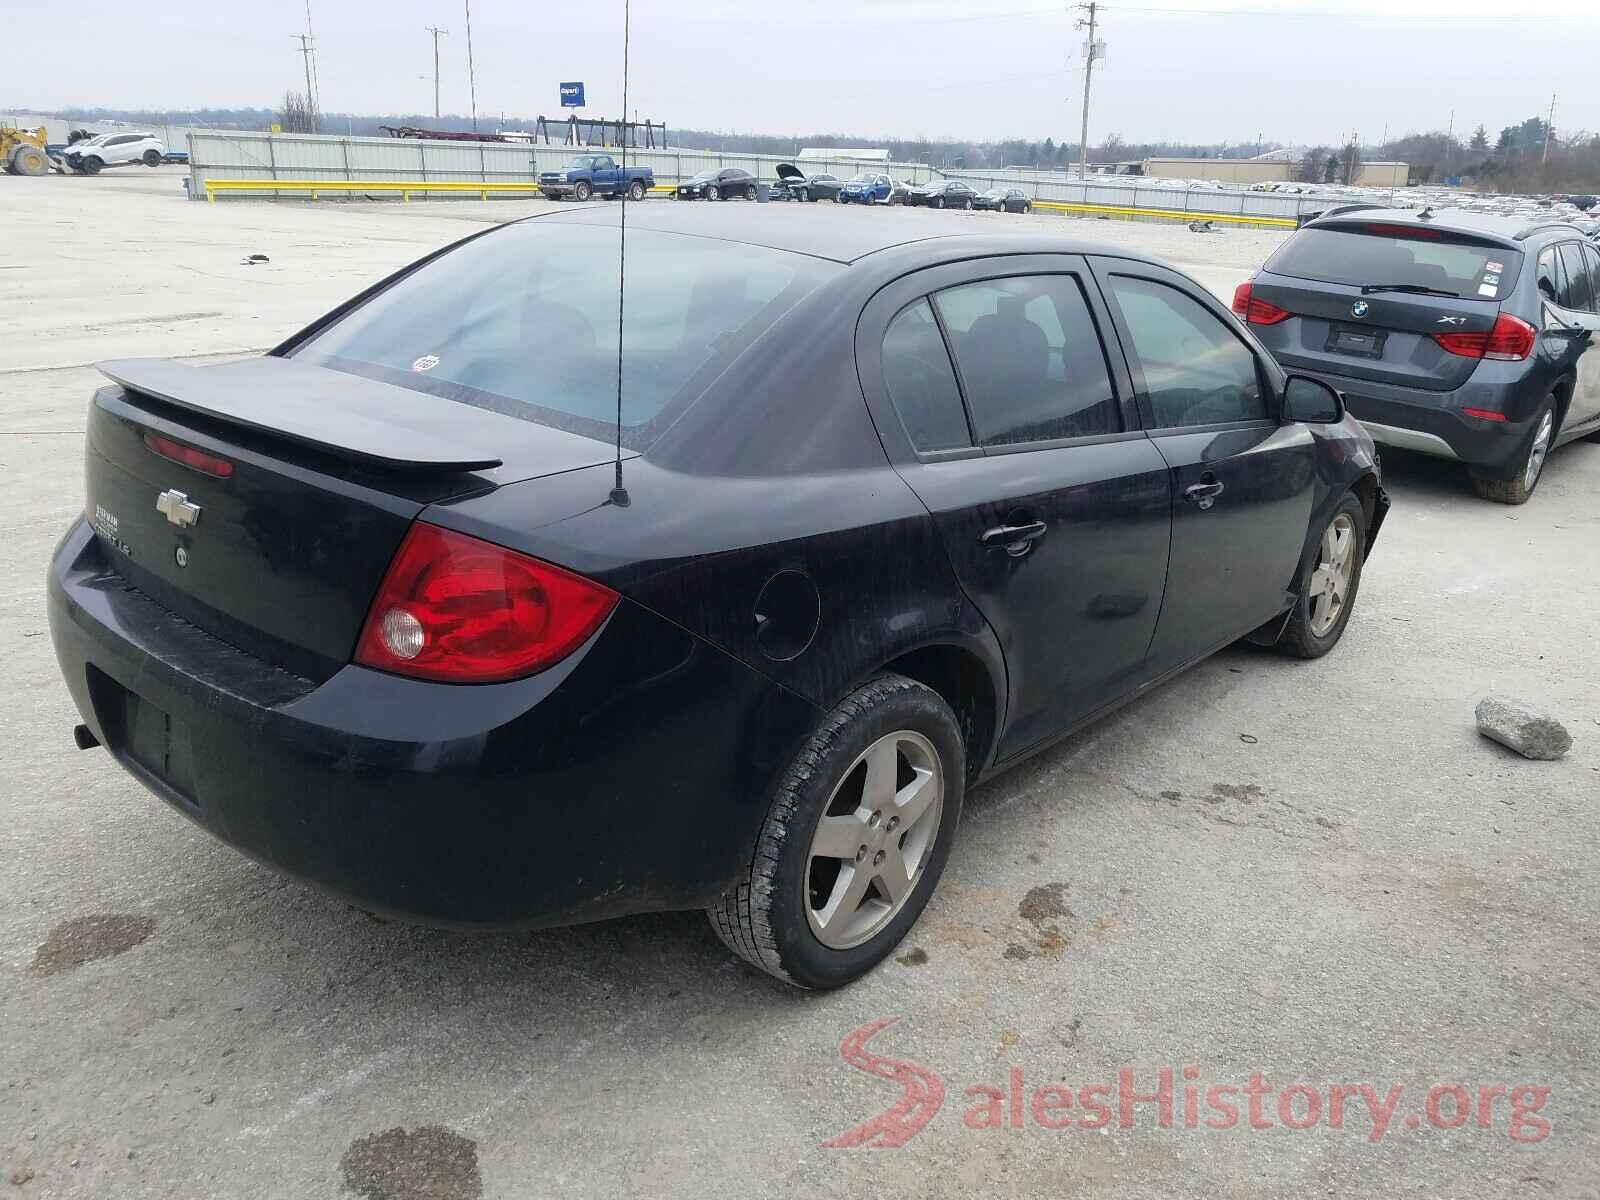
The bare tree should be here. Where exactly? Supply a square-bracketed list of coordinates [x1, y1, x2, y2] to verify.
[1298, 145, 1331, 184]
[279, 89, 319, 134]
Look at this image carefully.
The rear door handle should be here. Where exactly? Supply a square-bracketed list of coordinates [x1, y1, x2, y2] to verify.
[980, 521, 1048, 554]
[1183, 480, 1225, 510]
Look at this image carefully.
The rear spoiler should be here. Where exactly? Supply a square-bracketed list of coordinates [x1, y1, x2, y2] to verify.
[97, 357, 505, 473]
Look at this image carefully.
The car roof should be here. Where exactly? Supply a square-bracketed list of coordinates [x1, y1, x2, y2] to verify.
[1308, 205, 1581, 248]
[526, 203, 1114, 265]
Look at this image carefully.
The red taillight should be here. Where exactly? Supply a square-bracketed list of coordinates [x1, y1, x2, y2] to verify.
[1462, 407, 1508, 422]
[1231, 281, 1291, 325]
[143, 432, 234, 478]
[354, 522, 618, 683]
[1432, 313, 1536, 362]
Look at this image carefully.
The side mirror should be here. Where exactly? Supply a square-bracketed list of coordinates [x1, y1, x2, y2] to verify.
[1282, 376, 1344, 424]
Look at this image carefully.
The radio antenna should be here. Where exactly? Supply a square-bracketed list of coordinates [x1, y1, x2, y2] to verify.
[609, 0, 632, 508]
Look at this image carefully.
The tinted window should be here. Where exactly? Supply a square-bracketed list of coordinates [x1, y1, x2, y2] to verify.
[1265, 225, 1521, 301]
[297, 224, 835, 449]
[1556, 242, 1594, 311]
[881, 301, 970, 452]
[1534, 248, 1563, 301]
[1107, 275, 1266, 429]
[1586, 245, 1600, 308]
[933, 275, 1119, 445]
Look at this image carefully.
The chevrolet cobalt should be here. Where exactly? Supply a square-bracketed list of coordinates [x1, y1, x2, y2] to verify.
[49, 205, 1385, 988]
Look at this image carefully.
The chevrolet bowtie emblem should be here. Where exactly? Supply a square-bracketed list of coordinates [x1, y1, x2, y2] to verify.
[155, 489, 201, 529]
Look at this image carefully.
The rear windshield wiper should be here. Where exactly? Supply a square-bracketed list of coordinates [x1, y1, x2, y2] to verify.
[1359, 283, 1464, 298]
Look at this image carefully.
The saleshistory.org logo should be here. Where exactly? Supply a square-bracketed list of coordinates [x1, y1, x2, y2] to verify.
[822, 1019, 1553, 1147]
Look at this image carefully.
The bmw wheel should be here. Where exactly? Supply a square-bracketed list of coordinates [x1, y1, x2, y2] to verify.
[745, 183, 758, 200]
[707, 184, 720, 201]
[709, 674, 964, 989]
[1277, 492, 1366, 659]
[1470, 397, 1555, 505]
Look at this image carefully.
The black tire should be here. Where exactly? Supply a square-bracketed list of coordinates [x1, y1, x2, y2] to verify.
[963, 197, 972, 210]
[745, 183, 758, 200]
[142, 149, 162, 167]
[1277, 491, 1367, 659]
[573, 179, 593, 202]
[627, 179, 646, 202]
[708, 674, 965, 989]
[706, 184, 720, 201]
[1469, 396, 1556, 504]
[78, 155, 103, 175]
[11, 145, 48, 176]
[797, 187, 809, 202]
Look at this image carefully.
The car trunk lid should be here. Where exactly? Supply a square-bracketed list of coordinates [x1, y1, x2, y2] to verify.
[87, 356, 629, 681]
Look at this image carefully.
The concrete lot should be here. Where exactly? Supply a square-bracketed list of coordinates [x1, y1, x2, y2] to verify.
[3, 171, 1598, 1199]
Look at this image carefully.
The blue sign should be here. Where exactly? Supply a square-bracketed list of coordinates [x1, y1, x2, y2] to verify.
[559, 82, 585, 108]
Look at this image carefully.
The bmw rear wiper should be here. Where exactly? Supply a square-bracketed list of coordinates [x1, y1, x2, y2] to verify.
[1359, 283, 1463, 298]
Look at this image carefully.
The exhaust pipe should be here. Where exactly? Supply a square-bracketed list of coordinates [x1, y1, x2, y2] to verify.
[73, 724, 100, 750]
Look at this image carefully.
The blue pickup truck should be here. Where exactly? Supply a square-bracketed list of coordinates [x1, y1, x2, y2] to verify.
[538, 154, 654, 201]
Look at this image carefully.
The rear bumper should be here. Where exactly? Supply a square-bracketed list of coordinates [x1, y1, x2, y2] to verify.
[1288, 367, 1535, 471]
[47, 519, 817, 928]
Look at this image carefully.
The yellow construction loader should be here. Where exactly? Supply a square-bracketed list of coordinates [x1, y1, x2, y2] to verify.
[2, 125, 51, 176]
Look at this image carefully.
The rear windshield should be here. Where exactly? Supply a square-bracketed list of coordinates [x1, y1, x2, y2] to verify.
[293, 222, 835, 448]
[1264, 225, 1523, 301]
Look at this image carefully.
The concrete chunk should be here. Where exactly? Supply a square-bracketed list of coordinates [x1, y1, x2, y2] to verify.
[1475, 697, 1572, 761]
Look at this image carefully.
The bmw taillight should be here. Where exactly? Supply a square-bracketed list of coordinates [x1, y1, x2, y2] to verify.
[1432, 312, 1536, 361]
[1231, 281, 1291, 325]
[354, 522, 618, 683]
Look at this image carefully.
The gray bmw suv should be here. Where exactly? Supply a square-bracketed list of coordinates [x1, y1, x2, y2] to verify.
[1235, 207, 1600, 502]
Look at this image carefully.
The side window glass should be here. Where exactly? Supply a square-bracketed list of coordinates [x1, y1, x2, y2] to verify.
[1106, 275, 1267, 429]
[1535, 248, 1562, 302]
[1585, 245, 1600, 314]
[881, 300, 971, 452]
[1557, 243, 1594, 312]
[932, 275, 1119, 445]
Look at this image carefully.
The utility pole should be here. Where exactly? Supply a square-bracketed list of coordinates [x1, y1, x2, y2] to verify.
[426, 26, 449, 120]
[1541, 93, 1556, 166]
[293, 34, 318, 132]
[464, 0, 479, 132]
[304, 0, 321, 121]
[1073, 2, 1098, 181]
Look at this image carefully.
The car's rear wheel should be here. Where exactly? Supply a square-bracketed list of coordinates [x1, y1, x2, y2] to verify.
[1276, 492, 1366, 659]
[1470, 397, 1555, 505]
[142, 149, 162, 166]
[745, 183, 758, 200]
[708, 674, 964, 989]
[627, 180, 646, 202]
[706, 184, 720, 201]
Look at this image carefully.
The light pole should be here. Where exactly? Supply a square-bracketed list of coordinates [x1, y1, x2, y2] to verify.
[464, 0, 479, 131]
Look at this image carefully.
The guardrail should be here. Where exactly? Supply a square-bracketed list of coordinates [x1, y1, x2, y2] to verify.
[1030, 199, 1298, 229]
[202, 179, 550, 202]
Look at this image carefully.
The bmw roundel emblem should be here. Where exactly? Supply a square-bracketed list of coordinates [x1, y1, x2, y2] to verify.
[1350, 300, 1369, 318]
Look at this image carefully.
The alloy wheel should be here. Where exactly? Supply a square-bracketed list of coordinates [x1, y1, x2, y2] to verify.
[804, 730, 944, 950]
[1307, 513, 1356, 637]
[1524, 410, 1554, 492]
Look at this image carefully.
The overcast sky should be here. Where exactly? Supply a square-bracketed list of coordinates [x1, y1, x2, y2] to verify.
[6, 0, 1597, 147]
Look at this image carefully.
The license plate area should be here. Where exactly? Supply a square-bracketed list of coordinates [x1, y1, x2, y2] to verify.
[1326, 323, 1387, 359]
[87, 666, 200, 810]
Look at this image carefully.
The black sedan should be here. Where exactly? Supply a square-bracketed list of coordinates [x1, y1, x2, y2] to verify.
[771, 162, 837, 202]
[49, 206, 1385, 989]
[974, 187, 1032, 214]
[676, 167, 758, 200]
[905, 179, 980, 209]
